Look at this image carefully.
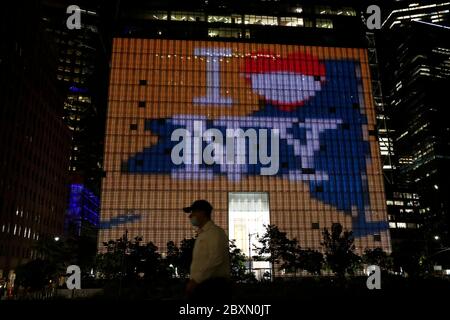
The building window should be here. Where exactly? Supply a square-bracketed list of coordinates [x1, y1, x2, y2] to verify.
[228, 192, 270, 279]
[147, 11, 168, 20]
[138, 101, 146, 108]
[279, 17, 304, 27]
[373, 234, 381, 242]
[338, 7, 357, 16]
[397, 222, 407, 229]
[171, 11, 205, 22]
[316, 19, 333, 29]
[208, 28, 247, 39]
[312, 223, 320, 230]
[130, 123, 138, 131]
[208, 15, 233, 24]
[315, 6, 334, 15]
[139, 80, 147, 86]
[244, 15, 278, 26]
[389, 222, 396, 228]
[304, 19, 314, 28]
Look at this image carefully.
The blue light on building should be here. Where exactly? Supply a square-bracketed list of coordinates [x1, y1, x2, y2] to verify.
[66, 183, 100, 236]
[68, 85, 89, 94]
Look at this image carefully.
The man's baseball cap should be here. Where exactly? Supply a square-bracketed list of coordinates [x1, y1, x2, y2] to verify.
[183, 200, 213, 213]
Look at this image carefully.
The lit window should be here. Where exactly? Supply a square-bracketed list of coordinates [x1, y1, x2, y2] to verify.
[208, 29, 219, 37]
[316, 19, 333, 29]
[340, 7, 357, 16]
[315, 6, 334, 15]
[208, 16, 232, 24]
[147, 11, 168, 21]
[171, 11, 204, 22]
[208, 28, 245, 39]
[280, 17, 304, 27]
[229, 192, 270, 278]
[397, 222, 407, 228]
[244, 15, 278, 26]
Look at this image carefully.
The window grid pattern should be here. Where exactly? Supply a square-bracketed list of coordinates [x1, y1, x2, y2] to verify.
[99, 39, 391, 255]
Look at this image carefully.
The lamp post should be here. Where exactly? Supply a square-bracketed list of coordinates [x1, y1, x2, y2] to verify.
[248, 233, 257, 275]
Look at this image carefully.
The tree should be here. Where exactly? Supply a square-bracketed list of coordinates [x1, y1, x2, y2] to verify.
[321, 223, 361, 277]
[391, 240, 430, 277]
[95, 239, 127, 279]
[281, 245, 324, 276]
[166, 241, 180, 278]
[95, 235, 170, 282]
[15, 259, 57, 290]
[177, 237, 196, 278]
[297, 249, 324, 275]
[362, 248, 393, 272]
[15, 237, 78, 291]
[255, 225, 298, 279]
[33, 236, 77, 271]
[140, 241, 166, 281]
[229, 240, 256, 282]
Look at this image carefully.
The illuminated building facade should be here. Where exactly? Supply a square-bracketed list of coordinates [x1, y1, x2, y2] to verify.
[99, 1, 391, 269]
[65, 184, 100, 237]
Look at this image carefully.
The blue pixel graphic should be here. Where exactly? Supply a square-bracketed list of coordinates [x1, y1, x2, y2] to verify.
[120, 59, 388, 236]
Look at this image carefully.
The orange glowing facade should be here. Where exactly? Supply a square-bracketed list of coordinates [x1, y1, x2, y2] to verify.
[99, 38, 391, 255]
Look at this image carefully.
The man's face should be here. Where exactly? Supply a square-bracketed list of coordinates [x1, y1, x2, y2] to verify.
[189, 210, 207, 226]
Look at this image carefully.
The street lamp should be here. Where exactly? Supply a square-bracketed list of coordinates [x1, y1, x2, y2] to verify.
[248, 233, 258, 274]
[434, 235, 440, 241]
[54, 236, 60, 242]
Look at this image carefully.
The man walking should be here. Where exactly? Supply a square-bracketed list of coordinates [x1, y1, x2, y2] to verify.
[183, 200, 231, 301]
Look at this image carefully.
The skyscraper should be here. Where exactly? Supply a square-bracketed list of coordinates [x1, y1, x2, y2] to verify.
[0, 0, 71, 278]
[41, 0, 110, 197]
[379, 1, 450, 262]
[98, 0, 391, 276]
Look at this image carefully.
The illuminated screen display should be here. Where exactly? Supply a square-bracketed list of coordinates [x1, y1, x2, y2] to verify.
[99, 38, 391, 254]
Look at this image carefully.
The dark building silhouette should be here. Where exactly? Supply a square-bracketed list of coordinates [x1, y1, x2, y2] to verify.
[35, 0, 113, 270]
[41, 0, 110, 198]
[379, 1, 450, 267]
[0, 1, 71, 279]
